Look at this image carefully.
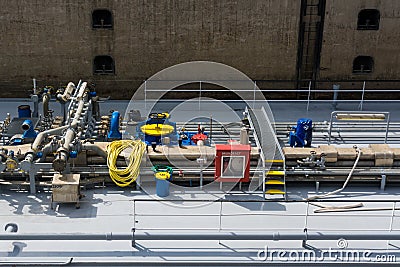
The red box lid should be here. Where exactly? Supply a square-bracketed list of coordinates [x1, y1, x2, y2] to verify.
[215, 144, 251, 151]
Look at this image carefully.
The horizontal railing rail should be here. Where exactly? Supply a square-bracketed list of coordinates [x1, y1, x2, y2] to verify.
[132, 199, 399, 233]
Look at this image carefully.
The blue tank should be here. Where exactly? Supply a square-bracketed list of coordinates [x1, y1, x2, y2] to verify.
[18, 105, 31, 118]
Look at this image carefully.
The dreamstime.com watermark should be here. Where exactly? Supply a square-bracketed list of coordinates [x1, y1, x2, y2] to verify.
[257, 239, 396, 263]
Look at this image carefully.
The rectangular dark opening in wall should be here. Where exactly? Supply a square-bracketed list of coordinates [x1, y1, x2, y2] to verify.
[352, 56, 374, 74]
[92, 9, 113, 29]
[94, 55, 115, 75]
[357, 9, 380, 30]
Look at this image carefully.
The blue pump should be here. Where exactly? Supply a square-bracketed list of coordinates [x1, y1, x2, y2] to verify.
[289, 118, 312, 147]
[107, 111, 122, 140]
[136, 112, 178, 147]
[21, 119, 37, 139]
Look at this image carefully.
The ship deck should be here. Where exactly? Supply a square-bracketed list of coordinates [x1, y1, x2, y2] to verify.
[1, 99, 400, 265]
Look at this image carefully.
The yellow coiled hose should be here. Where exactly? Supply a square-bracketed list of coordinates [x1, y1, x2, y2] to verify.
[106, 140, 146, 187]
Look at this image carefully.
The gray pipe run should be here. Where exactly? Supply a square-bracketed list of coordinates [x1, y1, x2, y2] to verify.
[2, 231, 400, 243]
[30, 125, 69, 153]
[53, 82, 89, 172]
[24, 82, 88, 171]
[25, 83, 82, 158]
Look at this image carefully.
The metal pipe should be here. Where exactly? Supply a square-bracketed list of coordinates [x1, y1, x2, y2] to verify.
[31, 94, 39, 118]
[37, 142, 56, 163]
[42, 93, 50, 116]
[53, 82, 88, 172]
[2, 231, 400, 241]
[4, 223, 18, 233]
[107, 111, 122, 139]
[91, 95, 100, 120]
[65, 80, 81, 124]
[30, 125, 69, 152]
[57, 82, 75, 103]
[32, 78, 37, 94]
[209, 115, 212, 145]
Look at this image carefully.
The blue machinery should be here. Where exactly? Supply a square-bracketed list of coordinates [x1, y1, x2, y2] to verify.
[289, 118, 313, 147]
[136, 112, 178, 151]
[21, 120, 38, 139]
[107, 111, 122, 140]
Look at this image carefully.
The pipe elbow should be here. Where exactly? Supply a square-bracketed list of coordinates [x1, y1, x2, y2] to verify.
[21, 120, 33, 131]
[57, 82, 75, 103]
[107, 111, 122, 140]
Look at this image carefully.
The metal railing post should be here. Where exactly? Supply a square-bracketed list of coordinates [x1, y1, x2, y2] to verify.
[385, 113, 390, 144]
[304, 201, 309, 231]
[144, 80, 147, 112]
[328, 112, 335, 145]
[133, 200, 136, 230]
[218, 200, 223, 244]
[358, 81, 366, 110]
[219, 200, 223, 232]
[332, 84, 340, 110]
[199, 81, 202, 111]
[388, 201, 396, 247]
[253, 81, 257, 109]
[306, 81, 312, 112]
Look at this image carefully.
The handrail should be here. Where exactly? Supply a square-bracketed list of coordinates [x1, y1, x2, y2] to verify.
[328, 111, 390, 144]
[131, 199, 399, 233]
[245, 107, 266, 198]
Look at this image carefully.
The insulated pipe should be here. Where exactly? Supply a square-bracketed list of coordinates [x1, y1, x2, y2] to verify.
[26, 82, 86, 167]
[42, 93, 50, 116]
[53, 83, 88, 172]
[2, 231, 400, 242]
[57, 82, 75, 103]
[65, 80, 81, 124]
[37, 142, 56, 163]
[30, 125, 69, 153]
[75, 82, 87, 100]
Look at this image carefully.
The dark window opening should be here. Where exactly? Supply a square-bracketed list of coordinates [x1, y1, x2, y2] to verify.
[92, 9, 113, 29]
[357, 9, 380, 30]
[94, 56, 115, 74]
[352, 56, 374, 74]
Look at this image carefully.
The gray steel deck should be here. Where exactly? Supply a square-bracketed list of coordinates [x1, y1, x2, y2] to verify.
[1, 185, 400, 265]
[1, 99, 400, 265]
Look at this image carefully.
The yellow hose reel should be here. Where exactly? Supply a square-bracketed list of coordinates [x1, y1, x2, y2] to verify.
[106, 140, 146, 187]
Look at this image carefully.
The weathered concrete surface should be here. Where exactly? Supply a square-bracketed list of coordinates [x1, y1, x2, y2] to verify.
[0, 0, 300, 98]
[320, 0, 400, 80]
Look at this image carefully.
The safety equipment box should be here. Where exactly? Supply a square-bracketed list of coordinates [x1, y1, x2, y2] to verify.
[215, 144, 251, 182]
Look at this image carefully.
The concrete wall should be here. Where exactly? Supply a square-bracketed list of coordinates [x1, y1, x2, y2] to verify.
[0, 0, 300, 98]
[320, 0, 400, 80]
